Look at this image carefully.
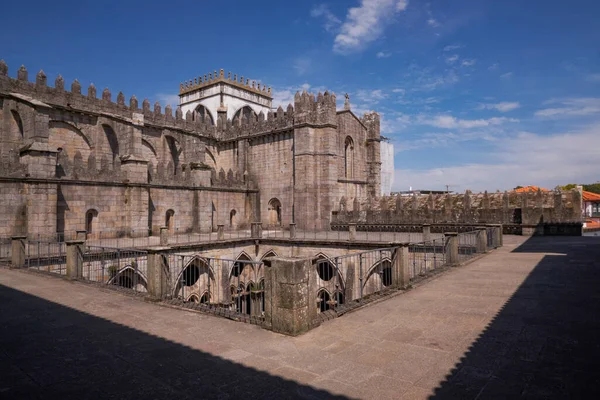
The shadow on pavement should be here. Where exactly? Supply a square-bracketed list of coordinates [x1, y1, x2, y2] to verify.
[0, 284, 350, 400]
[430, 235, 600, 399]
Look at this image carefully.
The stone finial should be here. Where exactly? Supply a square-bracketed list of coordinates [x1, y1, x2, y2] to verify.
[117, 91, 125, 106]
[268, 87, 272, 96]
[317, 92, 323, 102]
[294, 91, 301, 101]
[130, 95, 138, 109]
[276, 106, 284, 119]
[154, 101, 161, 115]
[36, 70, 47, 86]
[185, 110, 192, 121]
[246, 79, 250, 86]
[88, 83, 97, 99]
[165, 104, 173, 118]
[287, 104, 294, 116]
[208, 73, 212, 81]
[240, 75, 244, 84]
[17, 65, 28, 81]
[71, 79, 81, 94]
[204, 74, 207, 82]
[227, 72, 231, 80]
[142, 98, 150, 113]
[257, 111, 265, 121]
[0, 60, 7, 76]
[220, 69, 224, 78]
[55, 75, 64, 91]
[234, 74, 237, 82]
[175, 106, 183, 121]
[214, 70, 217, 79]
[252, 81, 256, 89]
[102, 88, 111, 102]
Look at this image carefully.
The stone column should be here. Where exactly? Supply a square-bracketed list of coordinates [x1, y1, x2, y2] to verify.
[486, 224, 502, 248]
[76, 230, 87, 241]
[160, 226, 169, 246]
[66, 240, 85, 279]
[147, 248, 169, 299]
[444, 232, 459, 266]
[251, 222, 262, 239]
[289, 223, 296, 239]
[392, 244, 411, 288]
[263, 257, 317, 336]
[11, 236, 27, 268]
[348, 223, 357, 241]
[422, 224, 431, 242]
[217, 224, 225, 240]
[476, 228, 488, 253]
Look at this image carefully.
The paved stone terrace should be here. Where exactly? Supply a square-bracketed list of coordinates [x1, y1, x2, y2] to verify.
[0, 235, 599, 399]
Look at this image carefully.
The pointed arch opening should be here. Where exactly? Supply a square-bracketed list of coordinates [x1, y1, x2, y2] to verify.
[268, 198, 282, 226]
[194, 105, 214, 125]
[232, 106, 256, 125]
[344, 136, 354, 179]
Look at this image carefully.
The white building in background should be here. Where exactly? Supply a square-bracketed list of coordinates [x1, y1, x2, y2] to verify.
[380, 138, 394, 196]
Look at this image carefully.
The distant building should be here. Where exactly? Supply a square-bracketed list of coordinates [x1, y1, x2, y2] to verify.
[392, 189, 452, 196]
[514, 186, 549, 193]
[583, 190, 600, 218]
[380, 137, 394, 196]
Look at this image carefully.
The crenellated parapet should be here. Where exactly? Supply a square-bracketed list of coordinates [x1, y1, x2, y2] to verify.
[179, 68, 272, 98]
[293, 90, 337, 126]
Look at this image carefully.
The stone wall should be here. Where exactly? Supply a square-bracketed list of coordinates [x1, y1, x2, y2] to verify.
[0, 61, 381, 237]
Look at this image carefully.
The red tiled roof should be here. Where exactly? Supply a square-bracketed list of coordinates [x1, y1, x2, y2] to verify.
[514, 186, 549, 193]
[583, 190, 600, 202]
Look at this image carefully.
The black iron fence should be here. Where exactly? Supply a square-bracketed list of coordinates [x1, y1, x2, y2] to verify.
[26, 238, 67, 275]
[408, 238, 447, 280]
[83, 246, 148, 293]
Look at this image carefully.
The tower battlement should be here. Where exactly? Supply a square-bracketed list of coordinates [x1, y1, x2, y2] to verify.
[179, 69, 272, 98]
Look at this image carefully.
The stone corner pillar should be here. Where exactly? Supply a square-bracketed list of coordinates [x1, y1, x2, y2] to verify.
[422, 224, 432, 242]
[444, 232, 459, 266]
[475, 227, 488, 253]
[19, 142, 58, 179]
[76, 230, 87, 241]
[66, 240, 85, 279]
[159, 226, 169, 246]
[263, 257, 316, 336]
[486, 224, 503, 247]
[10, 236, 27, 268]
[289, 223, 296, 239]
[217, 224, 225, 240]
[251, 222, 263, 239]
[119, 155, 149, 184]
[348, 223, 357, 241]
[189, 162, 212, 186]
[392, 244, 411, 288]
[147, 247, 170, 299]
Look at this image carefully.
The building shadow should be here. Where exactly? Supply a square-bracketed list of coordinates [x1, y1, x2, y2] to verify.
[429, 235, 600, 399]
[0, 284, 350, 400]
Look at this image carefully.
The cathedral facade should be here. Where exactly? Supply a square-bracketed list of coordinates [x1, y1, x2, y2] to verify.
[0, 62, 383, 238]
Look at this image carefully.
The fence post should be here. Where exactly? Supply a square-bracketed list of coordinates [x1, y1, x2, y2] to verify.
[476, 227, 488, 253]
[392, 244, 410, 288]
[66, 240, 85, 279]
[10, 236, 27, 268]
[348, 223, 356, 242]
[289, 223, 296, 239]
[251, 222, 263, 239]
[147, 249, 169, 299]
[444, 232, 459, 266]
[263, 257, 316, 336]
[160, 226, 169, 246]
[488, 224, 503, 247]
[422, 224, 431, 242]
[217, 224, 225, 240]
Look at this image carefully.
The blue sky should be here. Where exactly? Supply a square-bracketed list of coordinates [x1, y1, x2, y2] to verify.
[1, 0, 599, 192]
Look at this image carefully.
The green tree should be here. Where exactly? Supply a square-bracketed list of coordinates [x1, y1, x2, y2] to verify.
[583, 183, 600, 194]
[559, 183, 578, 191]
[514, 185, 523, 190]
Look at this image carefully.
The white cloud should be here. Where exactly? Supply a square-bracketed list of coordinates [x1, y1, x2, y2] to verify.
[461, 59, 476, 67]
[443, 44, 462, 52]
[293, 57, 311, 76]
[488, 63, 499, 71]
[155, 93, 180, 108]
[393, 125, 600, 192]
[418, 115, 518, 129]
[271, 83, 312, 107]
[445, 54, 459, 64]
[478, 102, 521, 112]
[333, 0, 409, 54]
[427, 18, 440, 27]
[534, 97, 600, 118]
[376, 51, 391, 58]
[311, 4, 342, 32]
[415, 70, 459, 91]
[392, 88, 405, 95]
[586, 73, 600, 82]
[500, 72, 513, 79]
[355, 89, 388, 103]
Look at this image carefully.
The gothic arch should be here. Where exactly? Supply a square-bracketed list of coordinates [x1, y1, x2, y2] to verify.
[194, 104, 215, 125]
[49, 121, 93, 149]
[267, 198, 282, 226]
[260, 250, 278, 260]
[232, 105, 257, 125]
[314, 252, 345, 289]
[173, 256, 215, 299]
[101, 124, 119, 161]
[204, 148, 217, 170]
[363, 258, 393, 295]
[107, 265, 148, 291]
[344, 136, 354, 179]
[163, 134, 183, 169]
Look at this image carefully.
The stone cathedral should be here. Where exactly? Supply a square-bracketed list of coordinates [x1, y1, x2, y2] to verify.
[0, 62, 383, 238]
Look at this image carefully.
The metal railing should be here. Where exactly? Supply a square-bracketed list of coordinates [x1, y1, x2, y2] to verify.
[83, 246, 148, 293]
[408, 238, 447, 280]
[164, 254, 265, 319]
[26, 238, 67, 275]
[0, 237, 10, 262]
[457, 231, 479, 263]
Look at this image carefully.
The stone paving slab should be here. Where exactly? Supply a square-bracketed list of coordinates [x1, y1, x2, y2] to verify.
[1, 235, 599, 399]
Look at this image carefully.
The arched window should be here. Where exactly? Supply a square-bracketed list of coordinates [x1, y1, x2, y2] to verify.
[229, 209, 237, 227]
[102, 124, 119, 162]
[317, 289, 331, 313]
[85, 209, 98, 234]
[344, 136, 354, 179]
[165, 209, 175, 232]
[232, 106, 256, 125]
[268, 198, 282, 226]
[195, 105, 214, 125]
